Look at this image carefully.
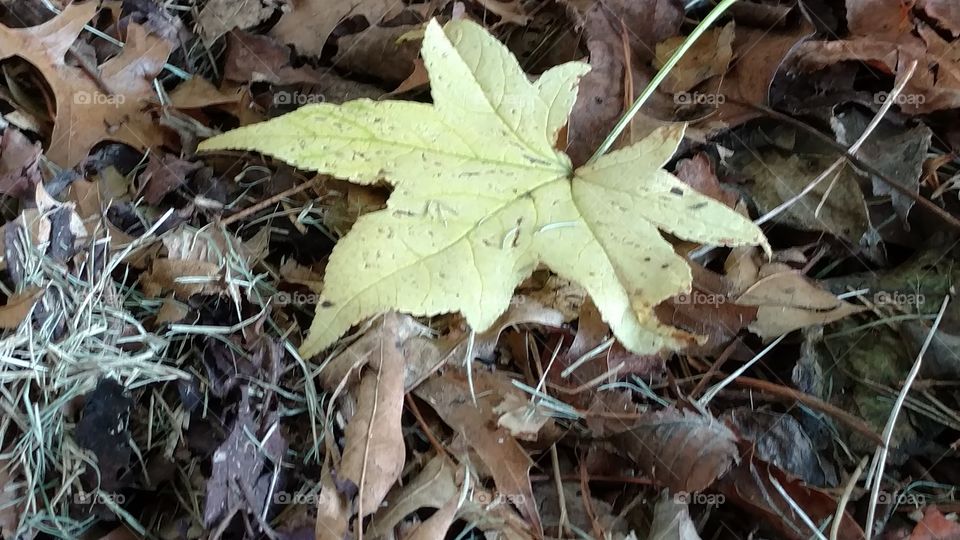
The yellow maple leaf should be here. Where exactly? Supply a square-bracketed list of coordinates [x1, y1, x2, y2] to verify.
[199, 19, 769, 358]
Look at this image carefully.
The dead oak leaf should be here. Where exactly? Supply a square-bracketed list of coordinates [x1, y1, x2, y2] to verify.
[270, 0, 404, 57]
[0, 2, 173, 167]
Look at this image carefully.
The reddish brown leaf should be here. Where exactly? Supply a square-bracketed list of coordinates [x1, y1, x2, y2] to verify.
[612, 407, 739, 493]
[717, 454, 864, 540]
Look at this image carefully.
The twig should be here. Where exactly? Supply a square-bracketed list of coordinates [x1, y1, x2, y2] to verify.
[831, 456, 868, 540]
[697, 334, 786, 406]
[865, 295, 951, 539]
[219, 176, 323, 227]
[731, 377, 883, 445]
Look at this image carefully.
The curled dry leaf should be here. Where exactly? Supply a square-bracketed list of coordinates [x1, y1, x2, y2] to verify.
[367, 455, 458, 537]
[728, 250, 866, 339]
[339, 316, 407, 517]
[0, 3, 173, 166]
[611, 407, 738, 493]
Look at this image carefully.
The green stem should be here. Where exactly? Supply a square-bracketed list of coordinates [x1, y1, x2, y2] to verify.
[586, 0, 739, 164]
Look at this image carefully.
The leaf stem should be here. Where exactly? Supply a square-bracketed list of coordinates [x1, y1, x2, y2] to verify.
[586, 0, 739, 164]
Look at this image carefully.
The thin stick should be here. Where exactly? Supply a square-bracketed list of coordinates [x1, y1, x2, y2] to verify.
[219, 176, 323, 227]
[697, 334, 786, 406]
[865, 295, 951, 539]
[587, 0, 740, 163]
[831, 456, 868, 540]
[732, 377, 883, 445]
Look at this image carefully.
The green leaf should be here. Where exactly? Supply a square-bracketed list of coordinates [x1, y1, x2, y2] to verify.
[199, 18, 768, 358]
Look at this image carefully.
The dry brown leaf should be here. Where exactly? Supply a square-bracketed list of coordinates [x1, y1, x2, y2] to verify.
[318, 313, 428, 391]
[475, 0, 530, 25]
[0, 3, 173, 166]
[314, 466, 350, 540]
[655, 22, 735, 94]
[0, 127, 41, 198]
[339, 316, 407, 517]
[673, 153, 738, 209]
[611, 407, 738, 493]
[154, 294, 189, 325]
[334, 25, 421, 84]
[918, 0, 960, 36]
[717, 455, 864, 540]
[565, 0, 683, 164]
[648, 491, 702, 540]
[415, 370, 542, 534]
[269, 0, 403, 57]
[699, 18, 814, 132]
[368, 455, 458, 537]
[0, 287, 42, 329]
[401, 495, 459, 540]
[198, 0, 276, 43]
[168, 78, 244, 109]
[728, 251, 866, 339]
[138, 153, 202, 204]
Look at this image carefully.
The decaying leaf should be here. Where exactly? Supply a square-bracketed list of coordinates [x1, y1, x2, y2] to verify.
[200, 19, 768, 358]
[0, 286, 43, 329]
[611, 407, 738, 493]
[367, 455, 458, 537]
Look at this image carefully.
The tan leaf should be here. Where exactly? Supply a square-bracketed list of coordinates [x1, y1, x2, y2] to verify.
[155, 294, 189, 325]
[198, 0, 276, 43]
[0, 287, 42, 329]
[339, 316, 407, 517]
[655, 22, 735, 94]
[368, 455, 458, 537]
[733, 259, 866, 339]
[401, 495, 459, 540]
